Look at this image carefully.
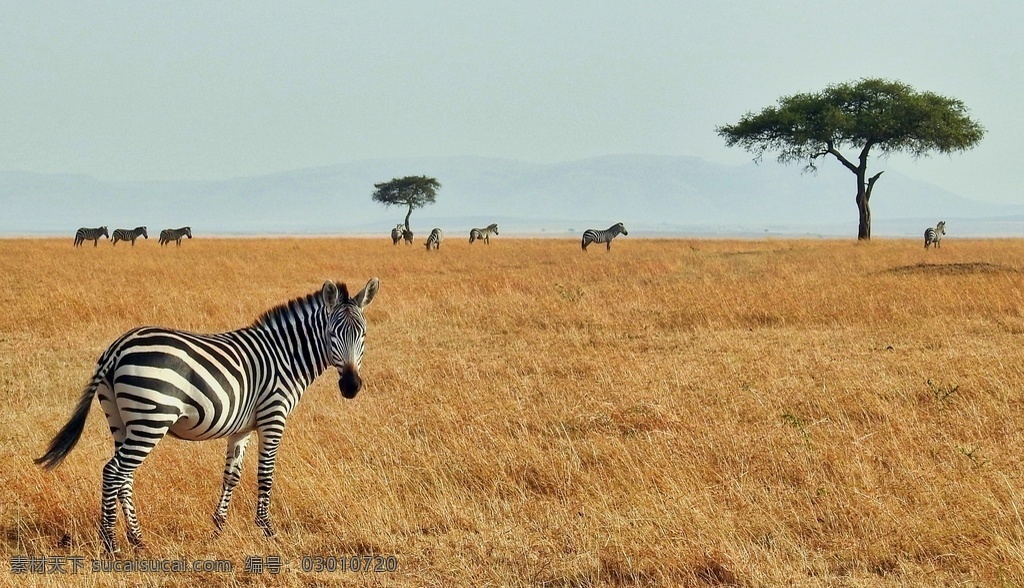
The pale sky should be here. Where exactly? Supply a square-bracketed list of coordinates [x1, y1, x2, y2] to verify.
[1, 2, 1020, 203]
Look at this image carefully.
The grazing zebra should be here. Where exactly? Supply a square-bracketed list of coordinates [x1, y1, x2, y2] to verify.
[581, 222, 628, 251]
[402, 228, 414, 245]
[74, 226, 109, 247]
[111, 226, 148, 246]
[35, 278, 380, 554]
[469, 223, 499, 244]
[424, 228, 442, 251]
[390, 224, 404, 245]
[924, 221, 946, 249]
[159, 226, 192, 246]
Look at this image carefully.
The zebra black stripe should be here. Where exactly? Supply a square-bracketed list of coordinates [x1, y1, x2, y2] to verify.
[469, 223, 499, 244]
[112, 227, 148, 246]
[74, 226, 109, 247]
[425, 228, 442, 250]
[581, 222, 628, 251]
[35, 278, 380, 553]
[159, 226, 192, 246]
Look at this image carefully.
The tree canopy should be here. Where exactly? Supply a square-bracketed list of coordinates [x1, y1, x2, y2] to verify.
[371, 175, 441, 230]
[717, 78, 985, 239]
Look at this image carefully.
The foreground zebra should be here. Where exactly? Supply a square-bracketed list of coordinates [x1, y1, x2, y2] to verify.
[35, 278, 380, 553]
[111, 226, 148, 246]
[469, 223, 499, 244]
[74, 226, 109, 247]
[924, 221, 946, 249]
[425, 228, 442, 250]
[581, 222, 628, 251]
[390, 224, 404, 245]
[159, 226, 192, 246]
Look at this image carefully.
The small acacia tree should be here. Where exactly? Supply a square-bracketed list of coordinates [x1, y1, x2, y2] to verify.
[371, 175, 441, 232]
[717, 78, 985, 240]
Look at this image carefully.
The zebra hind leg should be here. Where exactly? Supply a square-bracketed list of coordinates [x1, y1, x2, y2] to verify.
[117, 473, 145, 549]
[213, 432, 252, 534]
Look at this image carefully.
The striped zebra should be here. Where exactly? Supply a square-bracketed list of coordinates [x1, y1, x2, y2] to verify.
[390, 224, 404, 245]
[924, 221, 946, 249]
[35, 278, 380, 553]
[581, 222, 628, 251]
[402, 228, 414, 245]
[74, 226, 109, 247]
[469, 223, 499, 244]
[111, 226, 148, 246]
[424, 228, 442, 251]
[159, 226, 192, 246]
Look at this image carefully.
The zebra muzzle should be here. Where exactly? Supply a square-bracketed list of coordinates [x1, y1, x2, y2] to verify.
[338, 366, 362, 399]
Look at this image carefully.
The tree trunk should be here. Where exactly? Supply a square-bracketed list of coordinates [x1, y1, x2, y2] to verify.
[404, 205, 412, 231]
[856, 178, 870, 241]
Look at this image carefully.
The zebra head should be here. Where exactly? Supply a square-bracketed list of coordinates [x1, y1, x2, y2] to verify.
[616, 222, 628, 236]
[322, 278, 380, 399]
[184, 227, 193, 239]
[138, 226, 148, 239]
[100, 226, 109, 239]
[936, 221, 946, 235]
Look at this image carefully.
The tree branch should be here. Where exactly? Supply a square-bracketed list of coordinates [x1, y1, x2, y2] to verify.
[825, 140, 859, 174]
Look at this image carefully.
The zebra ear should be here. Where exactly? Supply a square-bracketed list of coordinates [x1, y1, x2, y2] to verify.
[352, 277, 379, 309]
[322, 280, 340, 310]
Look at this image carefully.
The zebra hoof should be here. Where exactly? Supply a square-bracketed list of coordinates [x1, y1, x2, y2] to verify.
[256, 518, 278, 539]
[99, 530, 119, 555]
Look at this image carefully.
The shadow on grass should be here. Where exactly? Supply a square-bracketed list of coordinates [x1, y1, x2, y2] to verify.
[885, 262, 1018, 275]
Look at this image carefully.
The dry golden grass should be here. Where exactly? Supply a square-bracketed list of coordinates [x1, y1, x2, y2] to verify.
[3, 236, 1024, 586]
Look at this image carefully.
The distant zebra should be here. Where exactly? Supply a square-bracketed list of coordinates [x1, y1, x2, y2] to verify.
[924, 221, 946, 249]
[469, 223, 499, 244]
[159, 226, 192, 246]
[390, 224, 404, 245]
[581, 222, 628, 251]
[35, 278, 380, 553]
[111, 226, 148, 246]
[425, 228, 442, 251]
[74, 226, 109, 247]
[402, 228, 414, 245]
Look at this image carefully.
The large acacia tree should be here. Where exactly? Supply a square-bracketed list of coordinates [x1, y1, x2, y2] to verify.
[371, 175, 441, 231]
[717, 78, 984, 240]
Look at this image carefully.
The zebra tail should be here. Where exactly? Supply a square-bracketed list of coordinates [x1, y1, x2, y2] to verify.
[35, 369, 105, 471]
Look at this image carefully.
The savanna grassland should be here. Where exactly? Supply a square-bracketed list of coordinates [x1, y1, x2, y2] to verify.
[3, 236, 1024, 587]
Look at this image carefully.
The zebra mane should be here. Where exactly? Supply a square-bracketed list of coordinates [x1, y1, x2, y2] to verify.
[250, 284, 350, 329]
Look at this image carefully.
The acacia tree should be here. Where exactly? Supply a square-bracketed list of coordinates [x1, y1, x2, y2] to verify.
[371, 175, 441, 232]
[717, 78, 984, 240]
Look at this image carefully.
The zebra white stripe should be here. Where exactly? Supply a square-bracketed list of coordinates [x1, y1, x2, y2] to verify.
[924, 221, 945, 249]
[159, 226, 192, 246]
[74, 226, 109, 247]
[425, 228, 442, 250]
[581, 222, 628, 251]
[469, 223, 499, 244]
[112, 226, 148, 246]
[36, 278, 380, 553]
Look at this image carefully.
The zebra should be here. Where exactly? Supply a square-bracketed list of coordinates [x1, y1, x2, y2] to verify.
[402, 228, 414, 245]
[74, 226, 109, 247]
[924, 221, 946, 249]
[424, 228, 442, 251]
[159, 226, 192, 246]
[581, 222, 628, 251]
[35, 278, 380, 554]
[111, 226, 148, 246]
[390, 224, 404, 245]
[469, 223, 499, 245]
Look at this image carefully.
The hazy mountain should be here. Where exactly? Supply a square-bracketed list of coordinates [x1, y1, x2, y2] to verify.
[2, 155, 1020, 237]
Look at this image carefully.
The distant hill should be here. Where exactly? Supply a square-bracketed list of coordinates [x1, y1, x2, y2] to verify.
[2, 155, 1020, 237]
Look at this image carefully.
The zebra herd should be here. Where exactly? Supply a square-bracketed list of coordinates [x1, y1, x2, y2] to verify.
[387, 222, 634, 252]
[73, 226, 192, 247]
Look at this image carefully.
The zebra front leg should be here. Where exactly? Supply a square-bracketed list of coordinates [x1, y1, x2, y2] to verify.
[254, 429, 283, 538]
[213, 432, 252, 534]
